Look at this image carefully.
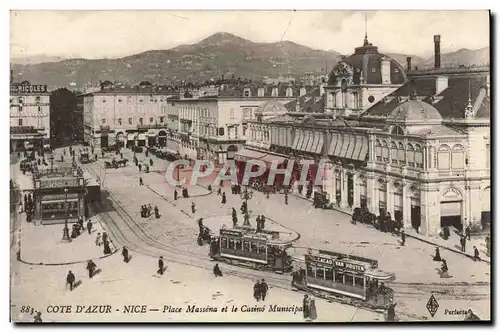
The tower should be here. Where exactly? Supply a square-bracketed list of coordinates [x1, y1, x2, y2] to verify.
[434, 35, 441, 69]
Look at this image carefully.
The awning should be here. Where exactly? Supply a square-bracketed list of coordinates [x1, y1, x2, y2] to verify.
[328, 133, 368, 161]
[41, 198, 79, 204]
[339, 134, 350, 157]
[314, 134, 324, 154]
[345, 135, 356, 159]
[295, 130, 305, 151]
[235, 148, 267, 162]
[304, 131, 314, 152]
[138, 133, 147, 140]
[333, 133, 343, 156]
[260, 153, 286, 165]
[356, 137, 369, 161]
[147, 130, 158, 136]
[127, 134, 135, 140]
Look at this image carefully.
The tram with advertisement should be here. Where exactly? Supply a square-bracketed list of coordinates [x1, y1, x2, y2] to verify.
[291, 249, 395, 309]
[209, 228, 293, 273]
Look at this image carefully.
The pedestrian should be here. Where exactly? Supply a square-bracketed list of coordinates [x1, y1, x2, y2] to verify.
[260, 215, 266, 230]
[150, 158, 153, 167]
[147, 204, 152, 216]
[33, 311, 43, 323]
[87, 219, 93, 234]
[253, 281, 261, 301]
[465, 225, 471, 241]
[120, 152, 123, 159]
[433, 247, 442, 261]
[473, 246, 480, 261]
[66, 270, 75, 291]
[139, 177, 143, 186]
[154, 206, 160, 219]
[174, 189, 178, 201]
[460, 236, 466, 252]
[256, 215, 261, 232]
[102, 232, 108, 244]
[219, 180, 224, 188]
[95, 232, 102, 246]
[78, 217, 85, 231]
[259, 279, 269, 301]
[138, 164, 142, 172]
[122, 246, 129, 263]
[221, 192, 226, 204]
[309, 297, 317, 321]
[284, 193, 288, 205]
[103, 240, 112, 255]
[303, 295, 311, 320]
[217, 187, 221, 196]
[213, 263, 223, 277]
[157, 256, 164, 275]
[191, 202, 196, 214]
[86, 260, 97, 279]
[387, 303, 397, 321]
[401, 229, 405, 246]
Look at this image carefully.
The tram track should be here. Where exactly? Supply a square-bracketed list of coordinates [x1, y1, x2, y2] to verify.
[83, 161, 489, 320]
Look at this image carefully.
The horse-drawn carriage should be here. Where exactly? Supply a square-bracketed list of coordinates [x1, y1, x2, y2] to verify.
[197, 225, 212, 246]
[104, 158, 129, 169]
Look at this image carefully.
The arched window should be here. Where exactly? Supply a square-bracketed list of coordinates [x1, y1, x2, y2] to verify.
[382, 141, 389, 162]
[415, 144, 423, 168]
[397, 142, 405, 164]
[391, 142, 398, 165]
[451, 144, 465, 169]
[391, 126, 404, 135]
[407, 143, 415, 167]
[375, 140, 382, 161]
[437, 145, 451, 170]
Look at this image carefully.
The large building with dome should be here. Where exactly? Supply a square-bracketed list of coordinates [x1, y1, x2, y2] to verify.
[242, 35, 490, 236]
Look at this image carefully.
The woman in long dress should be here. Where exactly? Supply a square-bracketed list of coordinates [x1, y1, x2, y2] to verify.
[309, 298, 317, 321]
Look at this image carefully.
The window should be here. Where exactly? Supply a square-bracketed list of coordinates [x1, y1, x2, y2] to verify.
[139, 118, 143, 125]
[451, 144, 465, 169]
[354, 276, 364, 287]
[118, 118, 122, 125]
[38, 106, 42, 113]
[235, 239, 242, 251]
[391, 142, 398, 165]
[230, 108, 235, 120]
[325, 268, 334, 281]
[352, 92, 359, 109]
[243, 89, 251, 97]
[228, 238, 234, 250]
[218, 127, 225, 136]
[18, 97, 23, 104]
[382, 141, 389, 162]
[415, 144, 423, 168]
[407, 143, 415, 167]
[160, 116, 165, 123]
[375, 140, 382, 161]
[397, 142, 405, 164]
[221, 237, 227, 249]
[18, 106, 23, 112]
[102, 118, 106, 124]
[271, 88, 278, 97]
[307, 265, 315, 278]
[391, 126, 404, 135]
[128, 118, 133, 125]
[18, 119, 23, 126]
[139, 99, 144, 102]
[102, 98, 107, 103]
[371, 68, 376, 73]
[243, 241, 250, 252]
[345, 274, 354, 286]
[437, 145, 451, 170]
[250, 242, 258, 253]
[334, 271, 344, 283]
[118, 98, 122, 103]
[35, 96, 41, 102]
[316, 267, 325, 279]
[258, 244, 266, 254]
[150, 117, 154, 123]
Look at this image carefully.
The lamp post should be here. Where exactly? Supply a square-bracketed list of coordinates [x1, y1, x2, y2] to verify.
[134, 134, 138, 159]
[49, 154, 54, 173]
[61, 188, 72, 243]
[239, 186, 254, 227]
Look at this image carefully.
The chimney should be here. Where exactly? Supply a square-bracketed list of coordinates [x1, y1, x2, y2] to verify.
[434, 35, 441, 69]
[435, 76, 448, 95]
[406, 57, 412, 71]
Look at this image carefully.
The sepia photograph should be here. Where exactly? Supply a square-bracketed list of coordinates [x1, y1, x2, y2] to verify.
[9, 9, 491, 323]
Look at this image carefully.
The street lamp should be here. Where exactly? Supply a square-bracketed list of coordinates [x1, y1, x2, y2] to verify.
[61, 188, 72, 243]
[134, 134, 138, 159]
[239, 186, 254, 227]
[49, 154, 54, 173]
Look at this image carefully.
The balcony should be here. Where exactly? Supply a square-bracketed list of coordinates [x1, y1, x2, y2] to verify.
[10, 126, 45, 134]
[137, 123, 167, 129]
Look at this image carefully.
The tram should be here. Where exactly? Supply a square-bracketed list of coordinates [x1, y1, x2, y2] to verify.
[291, 249, 395, 309]
[210, 228, 293, 273]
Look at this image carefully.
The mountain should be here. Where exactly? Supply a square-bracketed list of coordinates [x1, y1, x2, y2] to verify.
[11, 32, 340, 89]
[10, 32, 489, 90]
[11, 55, 65, 65]
[420, 47, 489, 68]
[10, 32, 341, 89]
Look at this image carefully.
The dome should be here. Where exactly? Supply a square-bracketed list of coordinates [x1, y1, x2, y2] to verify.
[329, 39, 407, 85]
[257, 99, 288, 114]
[388, 99, 443, 124]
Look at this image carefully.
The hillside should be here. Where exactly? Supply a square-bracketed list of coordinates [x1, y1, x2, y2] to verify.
[10, 32, 489, 89]
[10, 32, 341, 89]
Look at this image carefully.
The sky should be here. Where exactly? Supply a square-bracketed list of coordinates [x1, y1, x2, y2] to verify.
[10, 10, 490, 59]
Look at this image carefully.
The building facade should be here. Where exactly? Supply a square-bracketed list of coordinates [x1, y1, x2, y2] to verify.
[10, 81, 51, 152]
[80, 81, 177, 148]
[242, 37, 490, 236]
[166, 82, 320, 164]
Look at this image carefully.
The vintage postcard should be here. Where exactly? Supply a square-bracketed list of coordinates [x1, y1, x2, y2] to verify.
[9, 10, 491, 323]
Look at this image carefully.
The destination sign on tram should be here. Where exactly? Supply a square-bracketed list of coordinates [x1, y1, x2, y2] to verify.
[305, 255, 365, 272]
[220, 229, 243, 237]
